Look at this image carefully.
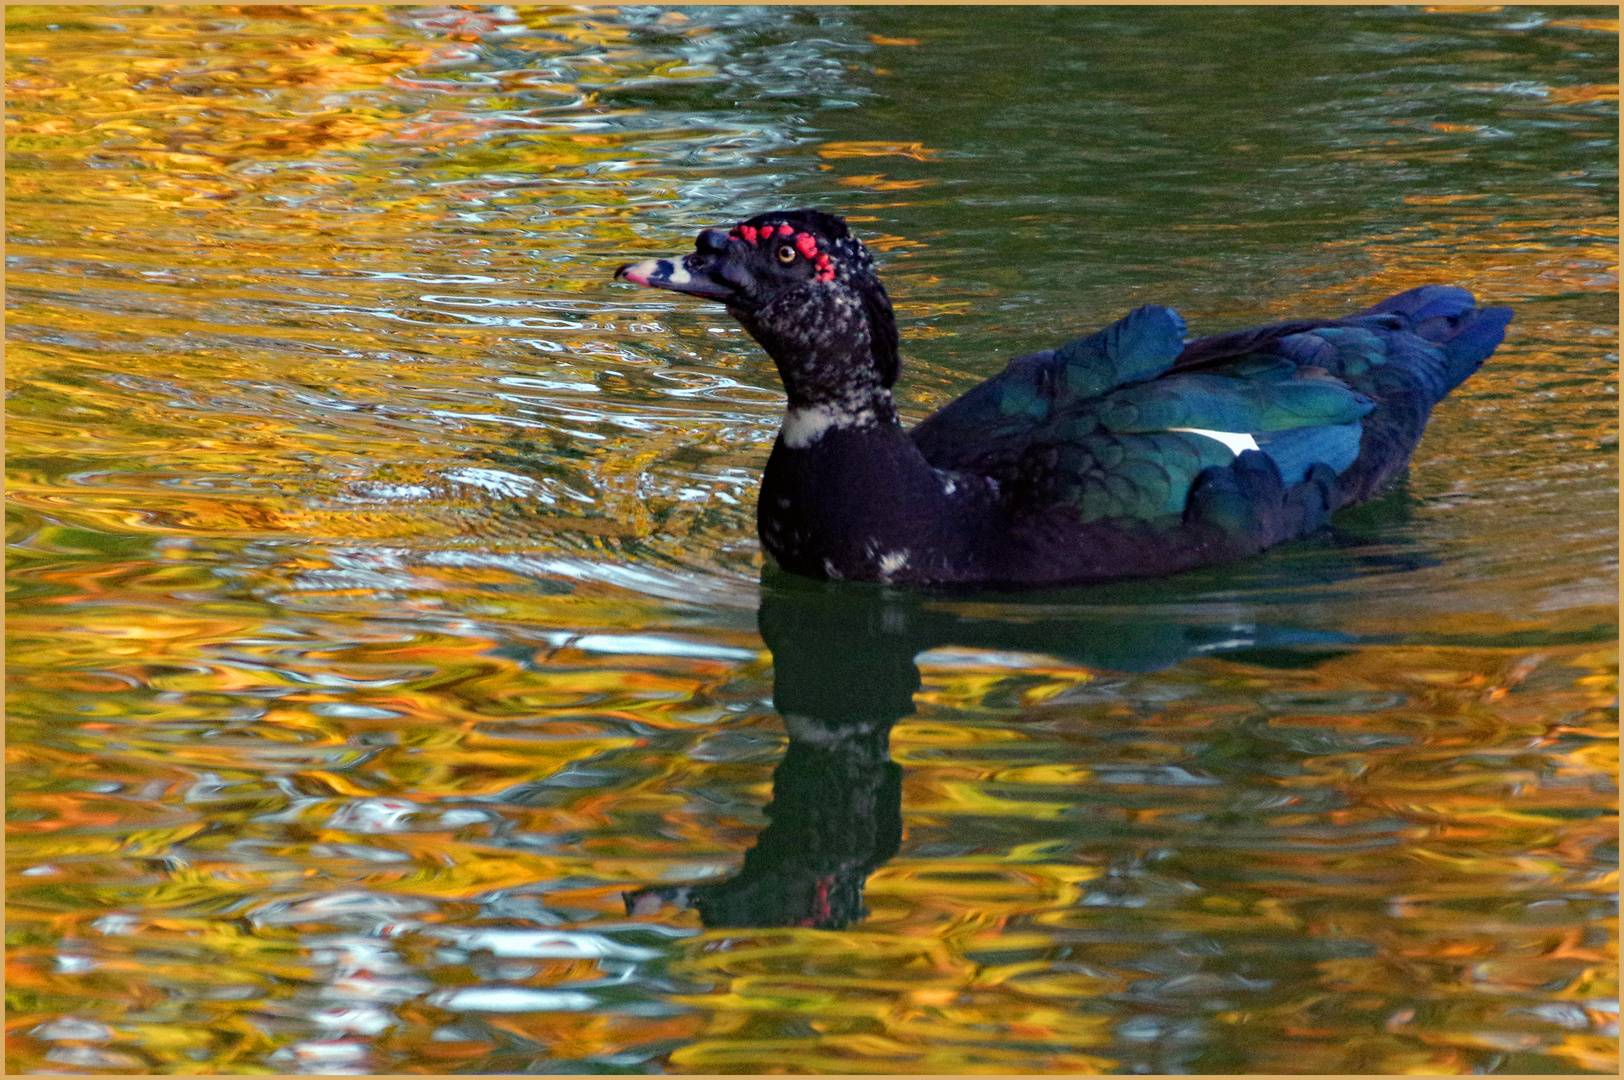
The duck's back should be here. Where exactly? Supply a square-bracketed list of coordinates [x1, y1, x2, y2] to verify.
[908, 286, 1512, 584]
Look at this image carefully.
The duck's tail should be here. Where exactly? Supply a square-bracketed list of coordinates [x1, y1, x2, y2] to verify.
[1352, 285, 1514, 401]
[1314, 285, 1512, 506]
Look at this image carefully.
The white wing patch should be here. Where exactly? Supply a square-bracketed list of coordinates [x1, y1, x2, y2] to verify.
[1169, 427, 1261, 455]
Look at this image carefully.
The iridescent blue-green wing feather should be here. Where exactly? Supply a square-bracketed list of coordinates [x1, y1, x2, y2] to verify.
[912, 302, 1373, 523]
[911, 304, 1189, 454]
[912, 285, 1510, 537]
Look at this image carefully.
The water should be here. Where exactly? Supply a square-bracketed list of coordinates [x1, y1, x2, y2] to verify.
[6, 4, 1617, 1074]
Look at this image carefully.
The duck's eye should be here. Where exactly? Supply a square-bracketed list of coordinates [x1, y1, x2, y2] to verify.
[776, 244, 797, 264]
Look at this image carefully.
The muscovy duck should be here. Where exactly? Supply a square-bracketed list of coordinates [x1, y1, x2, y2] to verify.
[616, 210, 1511, 588]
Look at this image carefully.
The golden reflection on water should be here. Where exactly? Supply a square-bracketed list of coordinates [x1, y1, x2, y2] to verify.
[7, 3, 1618, 1075]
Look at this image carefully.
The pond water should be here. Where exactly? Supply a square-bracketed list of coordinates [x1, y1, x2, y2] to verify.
[6, 4, 1618, 1074]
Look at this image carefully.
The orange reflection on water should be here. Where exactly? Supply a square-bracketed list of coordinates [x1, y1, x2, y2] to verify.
[7, 3, 1617, 1075]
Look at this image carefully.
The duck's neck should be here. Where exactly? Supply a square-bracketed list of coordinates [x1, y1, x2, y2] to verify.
[780, 385, 899, 449]
[761, 384, 990, 585]
[736, 286, 902, 448]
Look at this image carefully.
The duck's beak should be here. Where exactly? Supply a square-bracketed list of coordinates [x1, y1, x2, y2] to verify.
[614, 253, 736, 303]
[615, 229, 743, 303]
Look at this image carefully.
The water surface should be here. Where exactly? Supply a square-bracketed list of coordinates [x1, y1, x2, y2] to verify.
[6, 5, 1618, 1074]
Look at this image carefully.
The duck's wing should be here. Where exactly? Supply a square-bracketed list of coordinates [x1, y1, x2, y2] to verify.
[910, 305, 1376, 523]
[1167, 285, 1512, 504]
[912, 287, 1511, 524]
[911, 303, 1190, 455]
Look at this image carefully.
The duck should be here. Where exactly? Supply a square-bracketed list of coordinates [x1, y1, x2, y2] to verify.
[615, 209, 1512, 588]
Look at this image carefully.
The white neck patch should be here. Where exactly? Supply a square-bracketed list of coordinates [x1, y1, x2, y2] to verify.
[781, 402, 876, 449]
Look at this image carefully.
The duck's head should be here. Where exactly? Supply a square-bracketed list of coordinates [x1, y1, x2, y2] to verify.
[616, 209, 900, 404]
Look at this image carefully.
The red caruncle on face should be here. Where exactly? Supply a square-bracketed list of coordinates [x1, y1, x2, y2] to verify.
[728, 221, 837, 282]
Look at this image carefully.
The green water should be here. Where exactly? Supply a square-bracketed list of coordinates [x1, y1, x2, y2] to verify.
[6, 5, 1617, 1074]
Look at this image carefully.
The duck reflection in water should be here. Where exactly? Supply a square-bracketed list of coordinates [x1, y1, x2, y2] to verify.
[625, 568, 914, 929]
[625, 535, 1411, 929]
